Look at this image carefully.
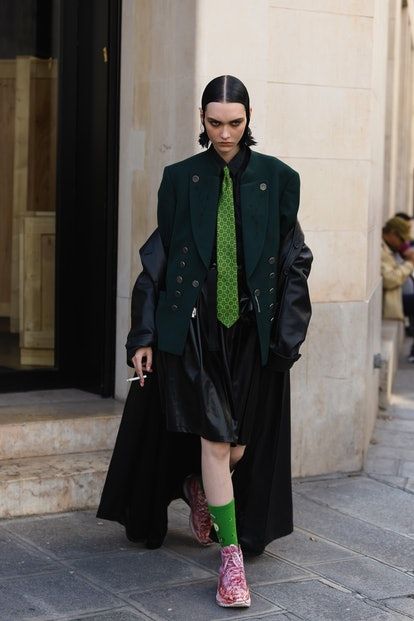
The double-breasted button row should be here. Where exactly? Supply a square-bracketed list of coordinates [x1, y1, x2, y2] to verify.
[269, 272, 275, 279]
[192, 280, 199, 288]
[260, 182, 267, 191]
[268, 256, 275, 264]
[174, 290, 182, 298]
[192, 175, 199, 183]
[182, 246, 189, 254]
[171, 304, 178, 311]
[176, 275, 183, 284]
[179, 260, 186, 268]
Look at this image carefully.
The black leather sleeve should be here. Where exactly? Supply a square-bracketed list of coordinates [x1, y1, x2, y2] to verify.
[125, 229, 166, 367]
[269, 226, 313, 372]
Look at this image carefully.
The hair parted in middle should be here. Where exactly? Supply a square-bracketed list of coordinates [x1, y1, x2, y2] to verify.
[199, 75, 257, 148]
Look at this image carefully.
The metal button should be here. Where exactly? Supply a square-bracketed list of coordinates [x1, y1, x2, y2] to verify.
[254, 288, 260, 296]
[192, 175, 199, 183]
[179, 260, 186, 268]
[269, 287, 275, 294]
[260, 182, 267, 191]
[182, 246, 189, 254]
[269, 272, 275, 279]
[268, 256, 275, 264]
[192, 280, 199, 288]
[270, 316, 274, 322]
[174, 290, 182, 297]
[171, 304, 178, 311]
[269, 303, 274, 309]
[176, 275, 183, 284]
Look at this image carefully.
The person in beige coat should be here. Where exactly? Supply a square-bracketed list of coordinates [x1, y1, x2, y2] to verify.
[381, 217, 414, 320]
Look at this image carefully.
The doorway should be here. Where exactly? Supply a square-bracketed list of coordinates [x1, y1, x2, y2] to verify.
[0, 0, 121, 395]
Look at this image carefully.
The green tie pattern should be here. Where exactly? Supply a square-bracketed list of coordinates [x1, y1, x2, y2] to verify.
[217, 166, 239, 327]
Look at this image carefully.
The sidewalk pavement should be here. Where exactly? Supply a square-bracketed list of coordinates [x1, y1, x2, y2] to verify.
[1, 353, 413, 620]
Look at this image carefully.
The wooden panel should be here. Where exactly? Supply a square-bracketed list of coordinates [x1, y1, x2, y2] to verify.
[0, 72, 15, 316]
[10, 56, 57, 332]
[27, 64, 57, 212]
[0, 60, 16, 79]
[19, 213, 55, 366]
[10, 57, 31, 332]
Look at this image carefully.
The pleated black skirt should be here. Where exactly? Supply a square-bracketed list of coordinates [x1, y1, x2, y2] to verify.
[157, 266, 261, 444]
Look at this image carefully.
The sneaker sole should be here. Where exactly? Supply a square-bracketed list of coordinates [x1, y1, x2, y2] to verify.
[216, 595, 251, 608]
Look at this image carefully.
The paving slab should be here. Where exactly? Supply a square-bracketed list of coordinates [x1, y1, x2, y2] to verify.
[254, 578, 409, 621]
[387, 407, 414, 421]
[0, 530, 60, 578]
[292, 493, 414, 570]
[366, 473, 409, 490]
[68, 548, 213, 593]
[306, 556, 414, 599]
[266, 528, 357, 565]
[164, 530, 311, 584]
[167, 507, 192, 531]
[294, 475, 414, 535]
[371, 428, 414, 449]
[239, 614, 303, 621]
[3, 510, 130, 559]
[364, 456, 400, 475]
[366, 443, 414, 461]
[65, 609, 151, 621]
[399, 460, 414, 478]
[128, 579, 281, 621]
[380, 595, 414, 617]
[376, 418, 414, 433]
[0, 569, 119, 620]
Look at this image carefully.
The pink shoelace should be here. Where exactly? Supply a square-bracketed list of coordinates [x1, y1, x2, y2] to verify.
[218, 545, 249, 599]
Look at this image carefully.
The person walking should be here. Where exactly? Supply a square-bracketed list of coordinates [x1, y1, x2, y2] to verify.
[97, 75, 312, 609]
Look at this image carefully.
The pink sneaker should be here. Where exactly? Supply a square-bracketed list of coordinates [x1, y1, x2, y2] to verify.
[182, 476, 213, 545]
[216, 544, 251, 608]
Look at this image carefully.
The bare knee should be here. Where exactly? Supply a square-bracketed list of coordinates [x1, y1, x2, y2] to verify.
[230, 444, 246, 469]
[201, 438, 231, 462]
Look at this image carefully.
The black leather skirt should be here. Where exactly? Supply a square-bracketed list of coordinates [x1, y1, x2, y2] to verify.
[157, 266, 261, 445]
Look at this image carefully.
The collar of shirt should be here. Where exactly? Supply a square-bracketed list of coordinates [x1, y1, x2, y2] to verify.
[207, 144, 248, 176]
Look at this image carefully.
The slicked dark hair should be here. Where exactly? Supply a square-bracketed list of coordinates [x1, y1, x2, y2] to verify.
[199, 75, 257, 148]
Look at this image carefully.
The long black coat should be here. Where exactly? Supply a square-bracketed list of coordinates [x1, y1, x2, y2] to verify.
[97, 222, 312, 555]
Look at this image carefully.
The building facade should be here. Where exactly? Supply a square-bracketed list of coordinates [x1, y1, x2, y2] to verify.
[115, 0, 414, 477]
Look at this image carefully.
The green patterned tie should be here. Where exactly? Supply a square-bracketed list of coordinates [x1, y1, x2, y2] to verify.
[217, 166, 239, 327]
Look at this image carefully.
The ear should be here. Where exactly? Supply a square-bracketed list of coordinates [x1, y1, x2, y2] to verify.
[199, 107, 204, 123]
[249, 106, 252, 120]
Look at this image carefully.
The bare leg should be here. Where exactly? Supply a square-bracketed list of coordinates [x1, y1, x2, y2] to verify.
[201, 437, 232, 506]
[230, 445, 246, 471]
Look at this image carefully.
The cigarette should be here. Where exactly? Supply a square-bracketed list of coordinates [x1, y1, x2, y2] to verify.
[126, 375, 147, 382]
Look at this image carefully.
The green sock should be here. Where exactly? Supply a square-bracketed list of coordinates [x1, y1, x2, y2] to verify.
[208, 498, 238, 547]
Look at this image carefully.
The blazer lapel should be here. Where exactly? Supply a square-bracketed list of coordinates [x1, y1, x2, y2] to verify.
[241, 151, 269, 279]
[189, 155, 220, 268]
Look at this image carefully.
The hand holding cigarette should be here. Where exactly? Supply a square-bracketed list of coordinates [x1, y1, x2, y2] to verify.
[131, 346, 153, 387]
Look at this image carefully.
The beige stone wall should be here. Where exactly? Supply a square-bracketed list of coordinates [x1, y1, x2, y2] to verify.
[385, 2, 414, 220]
[115, 0, 413, 476]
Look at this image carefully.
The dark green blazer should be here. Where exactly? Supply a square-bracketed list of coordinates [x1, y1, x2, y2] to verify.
[155, 148, 300, 365]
